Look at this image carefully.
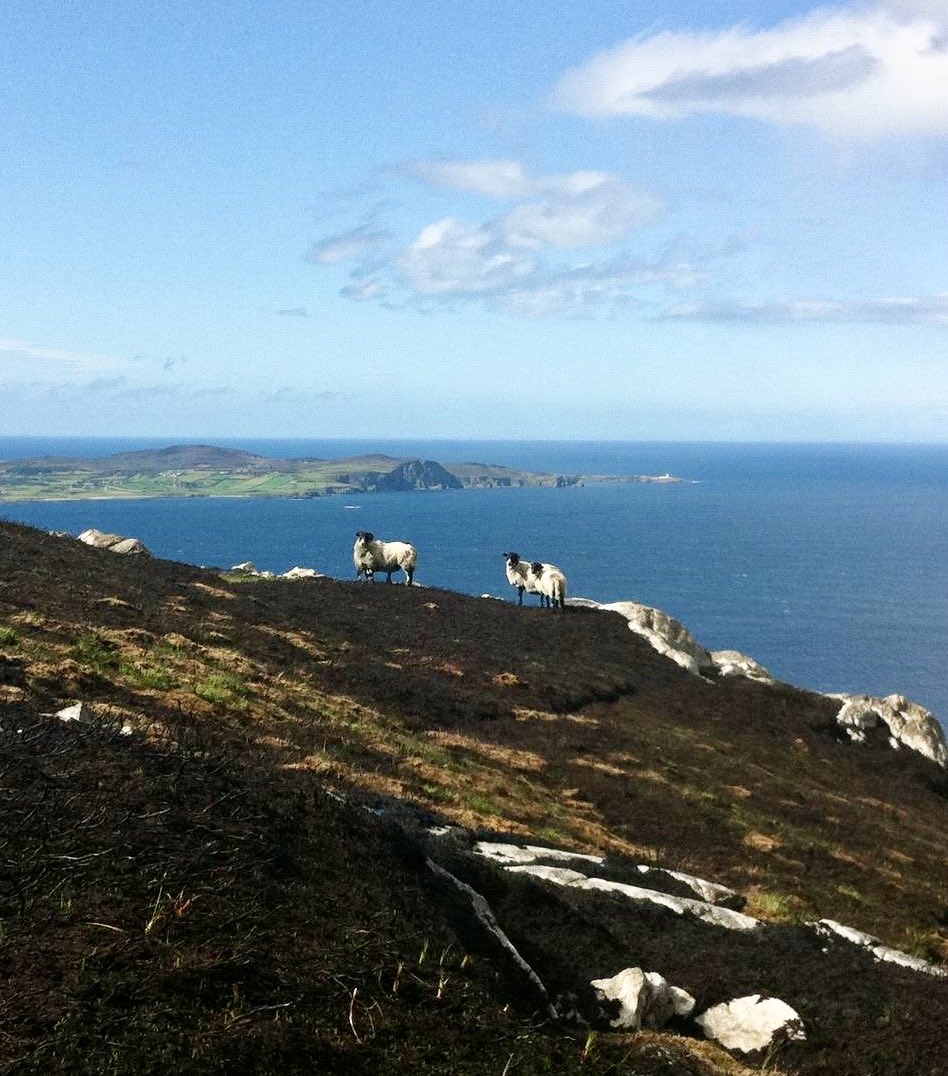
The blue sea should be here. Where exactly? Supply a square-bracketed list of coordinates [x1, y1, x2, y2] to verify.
[2, 437, 948, 728]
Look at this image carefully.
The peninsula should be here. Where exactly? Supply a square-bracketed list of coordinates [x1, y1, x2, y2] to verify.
[0, 444, 690, 502]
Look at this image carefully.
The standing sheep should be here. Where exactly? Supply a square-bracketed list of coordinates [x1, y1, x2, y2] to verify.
[503, 552, 542, 606]
[353, 531, 418, 585]
[529, 561, 568, 611]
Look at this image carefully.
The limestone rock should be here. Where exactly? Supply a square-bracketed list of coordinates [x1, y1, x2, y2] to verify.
[816, 919, 948, 978]
[590, 967, 695, 1030]
[54, 702, 92, 723]
[696, 994, 805, 1053]
[635, 865, 745, 909]
[832, 693, 947, 768]
[231, 561, 258, 574]
[505, 864, 760, 932]
[711, 649, 775, 684]
[282, 566, 321, 579]
[78, 528, 150, 555]
[594, 600, 714, 676]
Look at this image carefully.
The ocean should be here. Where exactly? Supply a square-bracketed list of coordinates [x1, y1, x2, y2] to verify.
[2, 437, 947, 728]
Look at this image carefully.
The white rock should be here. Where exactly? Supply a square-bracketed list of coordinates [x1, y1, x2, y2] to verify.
[231, 561, 258, 573]
[505, 864, 760, 932]
[77, 528, 150, 555]
[711, 650, 775, 684]
[282, 566, 320, 579]
[591, 967, 696, 1029]
[832, 693, 947, 768]
[697, 994, 805, 1053]
[583, 600, 714, 676]
[815, 919, 948, 978]
[55, 702, 91, 723]
[635, 864, 741, 906]
[475, 841, 605, 867]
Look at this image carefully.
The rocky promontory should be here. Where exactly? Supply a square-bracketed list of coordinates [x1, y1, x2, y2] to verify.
[0, 444, 691, 502]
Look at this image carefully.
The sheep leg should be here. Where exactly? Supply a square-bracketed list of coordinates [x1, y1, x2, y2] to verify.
[517, 586, 524, 606]
[405, 566, 414, 585]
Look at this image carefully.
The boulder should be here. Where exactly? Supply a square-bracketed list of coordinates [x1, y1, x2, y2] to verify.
[832, 693, 947, 768]
[590, 967, 695, 1029]
[711, 649, 775, 684]
[77, 528, 150, 555]
[230, 561, 258, 574]
[696, 994, 805, 1053]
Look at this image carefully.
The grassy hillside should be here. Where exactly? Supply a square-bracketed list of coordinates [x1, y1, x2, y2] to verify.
[1, 520, 946, 1074]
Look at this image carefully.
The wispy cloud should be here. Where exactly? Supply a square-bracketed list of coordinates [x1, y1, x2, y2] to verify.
[276, 307, 311, 318]
[306, 225, 388, 265]
[665, 293, 948, 324]
[311, 160, 670, 315]
[552, 5, 948, 138]
[0, 338, 127, 380]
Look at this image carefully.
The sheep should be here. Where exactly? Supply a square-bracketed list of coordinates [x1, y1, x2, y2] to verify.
[529, 561, 568, 611]
[503, 551, 543, 606]
[353, 530, 417, 585]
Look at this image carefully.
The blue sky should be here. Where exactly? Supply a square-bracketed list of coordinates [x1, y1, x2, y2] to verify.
[3, 0, 948, 440]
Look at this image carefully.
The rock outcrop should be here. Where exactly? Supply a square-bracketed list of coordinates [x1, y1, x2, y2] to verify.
[370, 458, 462, 492]
[571, 595, 944, 769]
[832, 693, 947, 768]
[579, 599, 714, 676]
[77, 528, 150, 555]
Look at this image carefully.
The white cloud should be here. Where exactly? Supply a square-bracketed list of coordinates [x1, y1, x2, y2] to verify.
[501, 176, 661, 249]
[310, 159, 674, 314]
[306, 225, 388, 265]
[665, 292, 948, 324]
[403, 159, 533, 199]
[552, 5, 948, 138]
[396, 218, 538, 297]
[0, 338, 127, 382]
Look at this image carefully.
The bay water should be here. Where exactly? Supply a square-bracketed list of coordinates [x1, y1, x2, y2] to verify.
[2, 437, 947, 728]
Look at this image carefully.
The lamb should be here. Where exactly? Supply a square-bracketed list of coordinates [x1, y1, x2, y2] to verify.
[529, 561, 568, 611]
[353, 531, 417, 585]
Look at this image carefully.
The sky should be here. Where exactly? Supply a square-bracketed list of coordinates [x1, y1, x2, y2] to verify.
[2, 0, 948, 441]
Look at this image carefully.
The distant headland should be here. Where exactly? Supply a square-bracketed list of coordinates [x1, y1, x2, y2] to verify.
[0, 444, 692, 502]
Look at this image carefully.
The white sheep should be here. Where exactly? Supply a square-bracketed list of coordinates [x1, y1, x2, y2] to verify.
[353, 531, 418, 585]
[503, 551, 543, 606]
[529, 561, 568, 611]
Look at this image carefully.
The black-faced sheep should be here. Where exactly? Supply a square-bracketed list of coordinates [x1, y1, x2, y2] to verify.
[353, 531, 418, 585]
[529, 561, 568, 611]
[504, 552, 542, 606]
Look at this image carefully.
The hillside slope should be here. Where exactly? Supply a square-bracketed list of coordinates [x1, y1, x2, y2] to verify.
[1, 520, 946, 1074]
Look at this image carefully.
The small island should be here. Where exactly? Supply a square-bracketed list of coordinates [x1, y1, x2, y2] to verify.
[0, 444, 691, 502]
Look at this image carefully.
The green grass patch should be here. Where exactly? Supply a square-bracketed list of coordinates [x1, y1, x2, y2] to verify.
[70, 631, 119, 673]
[0, 625, 18, 646]
[195, 669, 249, 706]
[121, 659, 177, 691]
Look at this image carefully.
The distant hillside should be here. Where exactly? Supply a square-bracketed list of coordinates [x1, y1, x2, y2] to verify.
[1, 520, 946, 1075]
[0, 444, 689, 501]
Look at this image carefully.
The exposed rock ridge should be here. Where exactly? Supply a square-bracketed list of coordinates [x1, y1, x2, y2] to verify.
[570, 595, 945, 768]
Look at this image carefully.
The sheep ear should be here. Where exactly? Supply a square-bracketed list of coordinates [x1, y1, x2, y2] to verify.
[362, 531, 374, 542]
